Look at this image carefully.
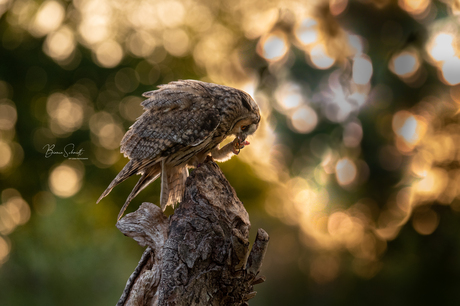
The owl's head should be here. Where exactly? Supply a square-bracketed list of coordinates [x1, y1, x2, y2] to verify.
[230, 92, 261, 143]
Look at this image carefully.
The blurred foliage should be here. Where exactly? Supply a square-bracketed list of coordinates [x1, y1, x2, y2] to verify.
[1, 0, 460, 305]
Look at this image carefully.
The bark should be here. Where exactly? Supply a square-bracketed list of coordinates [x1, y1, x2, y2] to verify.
[116, 161, 269, 306]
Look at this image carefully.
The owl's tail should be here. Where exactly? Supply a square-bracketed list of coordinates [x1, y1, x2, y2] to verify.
[97, 158, 151, 204]
[117, 163, 161, 221]
[160, 163, 189, 211]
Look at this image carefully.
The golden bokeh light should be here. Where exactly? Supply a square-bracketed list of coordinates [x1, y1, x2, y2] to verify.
[294, 17, 318, 46]
[0, 141, 12, 170]
[0, 0, 10, 18]
[309, 44, 335, 69]
[441, 57, 460, 85]
[429, 133, 455, 164]
[0, 189, 30, 237]
[94, 40, 123, 68]
[347, 34, 364, 55]
[79, 17, 110, 45]
[258, 31, 289, 62]
[127, 31, 156, 58]
[335, 158, 357, 186]
[322, 75, 361, 123]
[77, 0, 112, 45]
[289, 106, 318, 134]
[47, 93, 84, 134]
[98, 123, 125, 150]
[314, 166, 329, 186]
[193, 24, 236, 71]
[328, 211, 354, 240]
[412, 208, 439, 235]
[352, 55, 373, 85]
[330, 0, 349, 16]
[89, 111, 114, 134]
[93, 146, 121, 168]
[0, 236, 10, 266]
[414, 167, 448, 201]
[241, 8, 278, 39]
[126, 1, 160, 30]
[119, 96, 144, 121]
[392, 111, 427, 152]
[115, 68, 140, 93]
[294, 188, 328, 213]
[389, 50, 420, 78]
[398, 0, 431, 16]
[163, 29, 190, 57]
[343, 122, 363, 148]
[3, 197, 31, 226]
[410, 150, 434, 178]
[31, 0, 65, 37]
[0, 100, 17, 130]
[44, 26, 76, 62]
[395, 114, 418, 143]
[428, 33, 456, 62]
[322, 150, 337, 174]
[0, 205, 15, 236]
[157, 0, 185, 28]
[49, 162, 84, 198]
[396, 187, 413, 213]
[274, 82, 304, 112]
[89, 112, 125, 150]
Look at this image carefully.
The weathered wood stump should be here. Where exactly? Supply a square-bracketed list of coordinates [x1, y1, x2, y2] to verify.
[116, 161, 269, 306]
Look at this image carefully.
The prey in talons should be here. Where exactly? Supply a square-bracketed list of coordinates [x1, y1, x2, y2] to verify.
[232, 137, 250, 155]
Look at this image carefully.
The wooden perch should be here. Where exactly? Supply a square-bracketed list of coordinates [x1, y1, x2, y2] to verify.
[116, 161, 269, 306]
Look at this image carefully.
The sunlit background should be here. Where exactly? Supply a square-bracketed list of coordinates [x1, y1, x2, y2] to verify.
[1, 0, 460, 304]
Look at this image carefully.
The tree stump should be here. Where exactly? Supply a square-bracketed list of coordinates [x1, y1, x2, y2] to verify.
[116, 161, 269, 306]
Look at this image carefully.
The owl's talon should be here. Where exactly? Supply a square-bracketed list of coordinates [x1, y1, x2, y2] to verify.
[232, 139, 251, 155]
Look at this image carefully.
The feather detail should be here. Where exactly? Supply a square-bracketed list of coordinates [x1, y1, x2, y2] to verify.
[97, 159, 140, 204]
[160, 161, 168, 210]
[141, 80, 212, 111]
[116, 162, 161, 221]
[159, 163, 188, 211]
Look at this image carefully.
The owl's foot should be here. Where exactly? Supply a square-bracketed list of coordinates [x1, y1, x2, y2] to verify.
[232, 138, 250, 155]
[204, 155, 214, 163]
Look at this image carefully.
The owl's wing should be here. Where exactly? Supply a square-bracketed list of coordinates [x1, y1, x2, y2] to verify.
[96, 158, 158, 205]
[140, 80, 213, 111]
[98, 81, 220, 217]
[120, 84, 220, 161]
[116, 162, 162, 220]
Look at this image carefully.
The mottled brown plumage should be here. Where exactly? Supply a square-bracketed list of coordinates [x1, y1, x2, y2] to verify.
[97, 80, 261, 220]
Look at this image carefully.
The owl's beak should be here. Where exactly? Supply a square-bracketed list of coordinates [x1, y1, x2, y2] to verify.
[238, 134, 246, 143]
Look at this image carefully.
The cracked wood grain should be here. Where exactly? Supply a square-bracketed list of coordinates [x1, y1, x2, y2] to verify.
[116, 161, 269, 306]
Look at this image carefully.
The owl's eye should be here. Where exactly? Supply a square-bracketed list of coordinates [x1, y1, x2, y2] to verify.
[241, 125, 249, 131]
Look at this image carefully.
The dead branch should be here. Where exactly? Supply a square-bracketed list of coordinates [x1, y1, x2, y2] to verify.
[116, 161, 269, 306]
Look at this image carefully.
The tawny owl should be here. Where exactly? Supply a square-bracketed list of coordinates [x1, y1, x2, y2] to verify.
[97, 80, 261, 220]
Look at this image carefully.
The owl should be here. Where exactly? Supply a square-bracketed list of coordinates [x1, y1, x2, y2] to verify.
[97, 80, 261, 220]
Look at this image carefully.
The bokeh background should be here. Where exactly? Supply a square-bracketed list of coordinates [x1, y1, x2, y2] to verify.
[1, 0, 460, 305]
